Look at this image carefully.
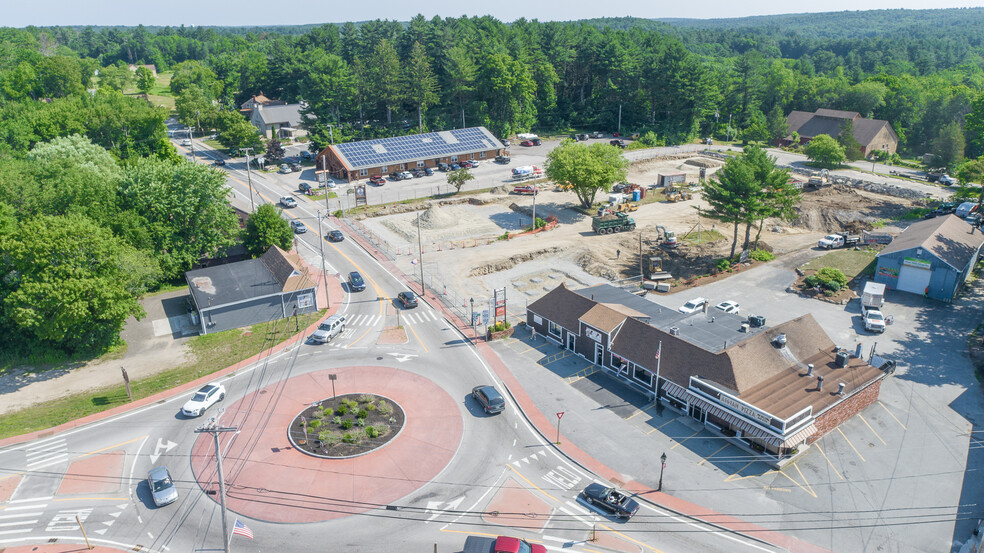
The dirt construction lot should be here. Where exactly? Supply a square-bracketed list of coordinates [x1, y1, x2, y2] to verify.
[361, 154, 921, 307]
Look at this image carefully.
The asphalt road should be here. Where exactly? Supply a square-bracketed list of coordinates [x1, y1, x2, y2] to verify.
[0, 135, 779, 553]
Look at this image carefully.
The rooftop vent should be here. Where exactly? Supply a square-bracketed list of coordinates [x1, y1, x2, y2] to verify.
[669, 327, 679, 336]
[773, 333, 787, 347]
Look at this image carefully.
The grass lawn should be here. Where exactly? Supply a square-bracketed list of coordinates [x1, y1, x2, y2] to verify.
[801, 248, 878, 279]
[0, 309, 325, 440]
[122, 71, 175, 112]
[683, 229, 725, 244]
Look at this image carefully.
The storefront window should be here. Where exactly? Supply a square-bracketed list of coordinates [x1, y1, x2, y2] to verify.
[548, 320, 561, 337]
[633, 366, 653, 386]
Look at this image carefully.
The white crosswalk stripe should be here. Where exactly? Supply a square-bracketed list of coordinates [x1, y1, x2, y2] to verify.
[25, 438, 67, 471]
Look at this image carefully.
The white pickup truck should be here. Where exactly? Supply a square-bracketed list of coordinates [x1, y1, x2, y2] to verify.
[864, 309, 886, 333]
[818, 232, 860, 249]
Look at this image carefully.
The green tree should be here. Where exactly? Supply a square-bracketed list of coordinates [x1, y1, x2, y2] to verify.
[266, 139, 285, 162]
[447, 168, 475, 193]
[765, 105, 789, 144]
[298, 51, 354, 128]
[932, 122, 965, 168]
[444, 46, 476, 128]
[243, 203, 294, 257]
[118, 158, 240, 279]
[837, 120, 864, 161]
[545, 141, 628, 209]
[804, 134, 847, 168]
[371, 40, 403, 125]
[215, 111, 263, 153]
[175, 84, 218, 134]
[966, 92, 984, 159]
[98, 64, 131, 93]
[0, 213, 152, 354]
[404, 42, 439, 133]
[169, 60, 220, 97]
[701, 154, 758, 258]
[742, 145, 800, 249]
[135, 66, 155, 94]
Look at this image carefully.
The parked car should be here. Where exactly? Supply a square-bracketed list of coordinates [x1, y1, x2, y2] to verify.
[300, 151, 314, 160]
[500, 139, 511, 147]
[423, 167, 434, 176]
[520, 140, 535, 147]
[471, 385, 505, 414]
[580, 483, 640, 520]
[348, 271, 366, 292]
[181, 383, 226, 417]
[327, 230, 344, 242]
[311, 315, 347, 344]
[369, 175, 386, 185]
[610, 139, 627, 148]
[678, 298, 708, 314]
[400, 171, 414, 180]
[290, 220, 307, 233]
[280, 196, 297, 208]
[714, 300, 740, 314]
[449, 163, 461, 171]
[389, 172, 404, 181]
[397, 291, 418, 308]
[590, 131, 604, 139]
[437, 162, 450, 172]
[278, 164, 292, 174]
[411, 168, 426, 178]
[495, 155, 511, 164]
[462, 160, 478, 168]
[290, 162, 302, 172]
[298, 182, 313, 193]
[531, 137, 542, 145]
[148, 466, 178, 507]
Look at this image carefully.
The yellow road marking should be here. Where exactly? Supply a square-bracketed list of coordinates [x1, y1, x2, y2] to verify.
[775, 468, 813, 498]
[0, 472, 23, 483]
[724, 461, 755, 482]
[74, 435, 148, 461]
[837, 427, 866, 462]
[813, 443, 843, 480]
[792, 462, 817, 498]
[626, 403, 656, 420]
[598, 523, 666, 553]
[697, 444, 729, 466]
[670, 430, 700, 450]
[877, 401, 907, 430]
[53, 497, 129, 502]
[647, 418, 677, 435]
[404, 317, 429, 354]
[506, 464, 557, 502]
[858, 414, 887, 445]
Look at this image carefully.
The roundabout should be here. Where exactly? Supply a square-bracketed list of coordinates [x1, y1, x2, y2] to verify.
[190, 365, 463, 523]
[287, 393, 406, 458]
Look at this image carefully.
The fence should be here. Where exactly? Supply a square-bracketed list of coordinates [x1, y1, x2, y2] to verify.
[623, 144, 702, 163]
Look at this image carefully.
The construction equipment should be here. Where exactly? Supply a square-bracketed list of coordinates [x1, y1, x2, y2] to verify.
[592, 212, 636, 234]
[643, 256, 672, 281]
[806, 169, 830, 189]
[655, 225, 678, 248]
[665, 186, 693, 202]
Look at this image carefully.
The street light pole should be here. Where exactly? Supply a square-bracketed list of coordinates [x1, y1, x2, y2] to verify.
[416, 211, 425, 296]
[194, 417, 237, 553]
[657, 452, 667, 492]
[240, 148, 256, 213]
[317, 211, 331, 309]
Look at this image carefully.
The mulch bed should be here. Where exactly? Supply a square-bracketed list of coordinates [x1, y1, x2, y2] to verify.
[288, 393, 405, 458]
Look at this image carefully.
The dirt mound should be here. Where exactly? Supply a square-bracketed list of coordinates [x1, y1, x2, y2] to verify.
[792, 184, 914, 233]
[418, 205, 463, 229]
[490, 185, 512, 195]
[683, 157, 724, 168]
[468, 247, 565, 276]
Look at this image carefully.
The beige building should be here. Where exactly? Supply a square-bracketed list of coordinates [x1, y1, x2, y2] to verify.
[784, 108, 898, 156]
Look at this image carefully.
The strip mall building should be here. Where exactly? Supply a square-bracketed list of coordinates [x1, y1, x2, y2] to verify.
[526, 284, 893, 465]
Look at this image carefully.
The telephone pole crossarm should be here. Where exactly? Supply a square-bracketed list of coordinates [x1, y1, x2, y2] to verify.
[195, 421, 238, 553]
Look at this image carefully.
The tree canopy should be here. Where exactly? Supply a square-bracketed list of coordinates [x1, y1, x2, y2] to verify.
[545, 140, 629, 208]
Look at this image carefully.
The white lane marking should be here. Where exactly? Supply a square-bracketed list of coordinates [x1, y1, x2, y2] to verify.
[128, 436, 149, 501]
[371, 315, 382, 326]
[351, 314, 364, 325]
[4, 505, 48, 512]
[16, 434, 65, 448]
[424, 495, 464, 523]
[149, 438, 177, 464]
[0, 512, 42, 520]
[0, 529, 31, 535]
[8, 496, 52, 503]
[26, 455, 69, 471]
[148, 532, 154, 539]
[25, 442, 66, 456]
[0, 520, 38, 527]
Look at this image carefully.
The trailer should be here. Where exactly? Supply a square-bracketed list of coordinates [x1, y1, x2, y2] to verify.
[861, 282, 885, 315]
[657, 172, 687, 188]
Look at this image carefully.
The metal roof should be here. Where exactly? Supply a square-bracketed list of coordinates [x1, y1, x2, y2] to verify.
[332, 127, 503, 170]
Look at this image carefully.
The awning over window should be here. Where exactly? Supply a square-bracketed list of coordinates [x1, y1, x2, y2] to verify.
[688, 393, 816, 448]
[661, 379, 689, 401]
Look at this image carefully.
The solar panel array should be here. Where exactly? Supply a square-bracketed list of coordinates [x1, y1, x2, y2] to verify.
[334, 127, 502, 169]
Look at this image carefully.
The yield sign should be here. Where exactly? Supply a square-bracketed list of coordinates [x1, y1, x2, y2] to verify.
[556, 412, 565, 420]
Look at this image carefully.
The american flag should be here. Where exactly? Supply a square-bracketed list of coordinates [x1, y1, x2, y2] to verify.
[232, 519, 253, 539]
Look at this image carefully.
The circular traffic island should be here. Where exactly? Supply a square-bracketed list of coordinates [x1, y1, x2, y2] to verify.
[288, 394, 406, 458]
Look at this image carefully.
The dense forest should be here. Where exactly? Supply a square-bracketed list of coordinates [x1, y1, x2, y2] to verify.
[2, 8, 984, 356]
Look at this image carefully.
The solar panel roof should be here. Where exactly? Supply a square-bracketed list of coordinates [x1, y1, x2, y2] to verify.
[332, 126, 503, 170]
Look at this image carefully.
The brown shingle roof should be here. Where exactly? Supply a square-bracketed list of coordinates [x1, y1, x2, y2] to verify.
[814, 108, 860, 120]
[878, 214, 984, 270]
[786, 109, 897, 149]
[785, 111, 814, 135]
[260, 246, 316, 292]
[527, 283, 596, 332]
[853, 118, 896, 148]
[579, 304, 629, 333]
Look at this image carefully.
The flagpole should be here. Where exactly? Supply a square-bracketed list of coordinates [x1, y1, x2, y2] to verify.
[655, 341, 662, 400]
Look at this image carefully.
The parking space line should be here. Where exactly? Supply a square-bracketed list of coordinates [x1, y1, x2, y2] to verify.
[836, 427, 866, 462]
[877, 401, 907, 430]
[858, 414, 887, 445]
[670, 430, 701, 450]
[813, 443, 843, 480]
[697, 444, 729, 466]
[647, 418, 678, 435]
[625, 403, 656, 420]
[723, 462, 756, 482]
[792, 462, 818, 498]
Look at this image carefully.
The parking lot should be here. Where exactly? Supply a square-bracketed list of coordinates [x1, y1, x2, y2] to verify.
[492, 255, 984, 553]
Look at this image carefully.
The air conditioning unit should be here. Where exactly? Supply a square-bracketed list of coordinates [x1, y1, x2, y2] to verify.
[836, 350, 850, 368]
[669, 327, 679, 336]
[748, 315, 766, 328]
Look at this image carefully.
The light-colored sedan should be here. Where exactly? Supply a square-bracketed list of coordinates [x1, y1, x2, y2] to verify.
[678, 298, 708, 314]
[148, 466, 178, 507]
[181, 383, 226, 417]
[714, 300, 740, 314]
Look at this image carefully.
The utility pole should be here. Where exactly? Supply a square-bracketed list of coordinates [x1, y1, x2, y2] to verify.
[416, 211, 425, 296]
[617, 103, 622, 135]
[195, 417, 237, 553]
[531, 172, 537, 229]
[317, 212, 330, 308]
[189, 128, 195, 164]
[240, 148, 257, 213]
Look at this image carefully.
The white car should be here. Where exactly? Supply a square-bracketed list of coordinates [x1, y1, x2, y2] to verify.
[399, 171, 414, 180]
[180, 139, 191, 146]
[864, 309, 886, 333]
[181, 383, 226, 417]
[678, 298, 708, 314]
[280, 196, 297, 208]
[714, 300, 740, 314]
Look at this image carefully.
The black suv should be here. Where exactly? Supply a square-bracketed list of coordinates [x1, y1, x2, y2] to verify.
[389, 172, 404, 181]
[397, 291, 418, 308]
[437, 162, 450, 172]
[348, 271, 365, 292]
[471, 385, 505, 414]
[411, 168, 426, 178]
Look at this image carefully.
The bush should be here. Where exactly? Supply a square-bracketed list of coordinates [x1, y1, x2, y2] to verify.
[323, 407, 334, 417]
[341, 419, 354, 430]
[749, 249, 775, 262]
[311, 409, 325, 419]
[357, 409, 369, 419]
[357, 418, 366, 426]
[337, 405, 349, 416]
[366, 426, 380, 438]
[318, 430, 341, 445]
[378, 401, 393, 416]
[534, 217, 546, 229]
[804, 267, 849, 292]
[715, 258, 733, 272]
[342, 433, 356, 444]
[545, 214, 558, 224]
[365, 403, 376, 411]
[333, 416, 342, 425]
[372, 423, 388, 436]
[333, 209, 344, 218]
[358, 394, 374, 403]
[487, 321, 512, 333]
[308, 419, 322, 430]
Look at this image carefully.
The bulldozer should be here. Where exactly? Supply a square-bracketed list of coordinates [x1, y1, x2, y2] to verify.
[665, 186, 693, 202]
[643, 256, 672, 281]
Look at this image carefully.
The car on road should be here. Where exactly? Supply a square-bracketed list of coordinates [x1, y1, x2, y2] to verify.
[369, 175, 386, 185]
[327, 229, 344, 242]
[471, 385, 506, 414]
[348, 271, 366, 292]
[213, 158, 226, 166]
[290, 220, 307, 233]
[678, 298, 708, 314]
[397, 291, 418, 308]
[520, 140, 535, 147]
[714, 300, 740, 314]
[148, 466, 178, 507]
[280, 196, 297, 208]
[399, 170, 414, 180]
[580, 483, 640, 520]
[610, 139, 627, 148]
[180, 138, 191, 146]
[181, 383, 226, 417]
[864, 309, 886, 333]
[389, 172, 404, 181]
[311, 315, 347, 344]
